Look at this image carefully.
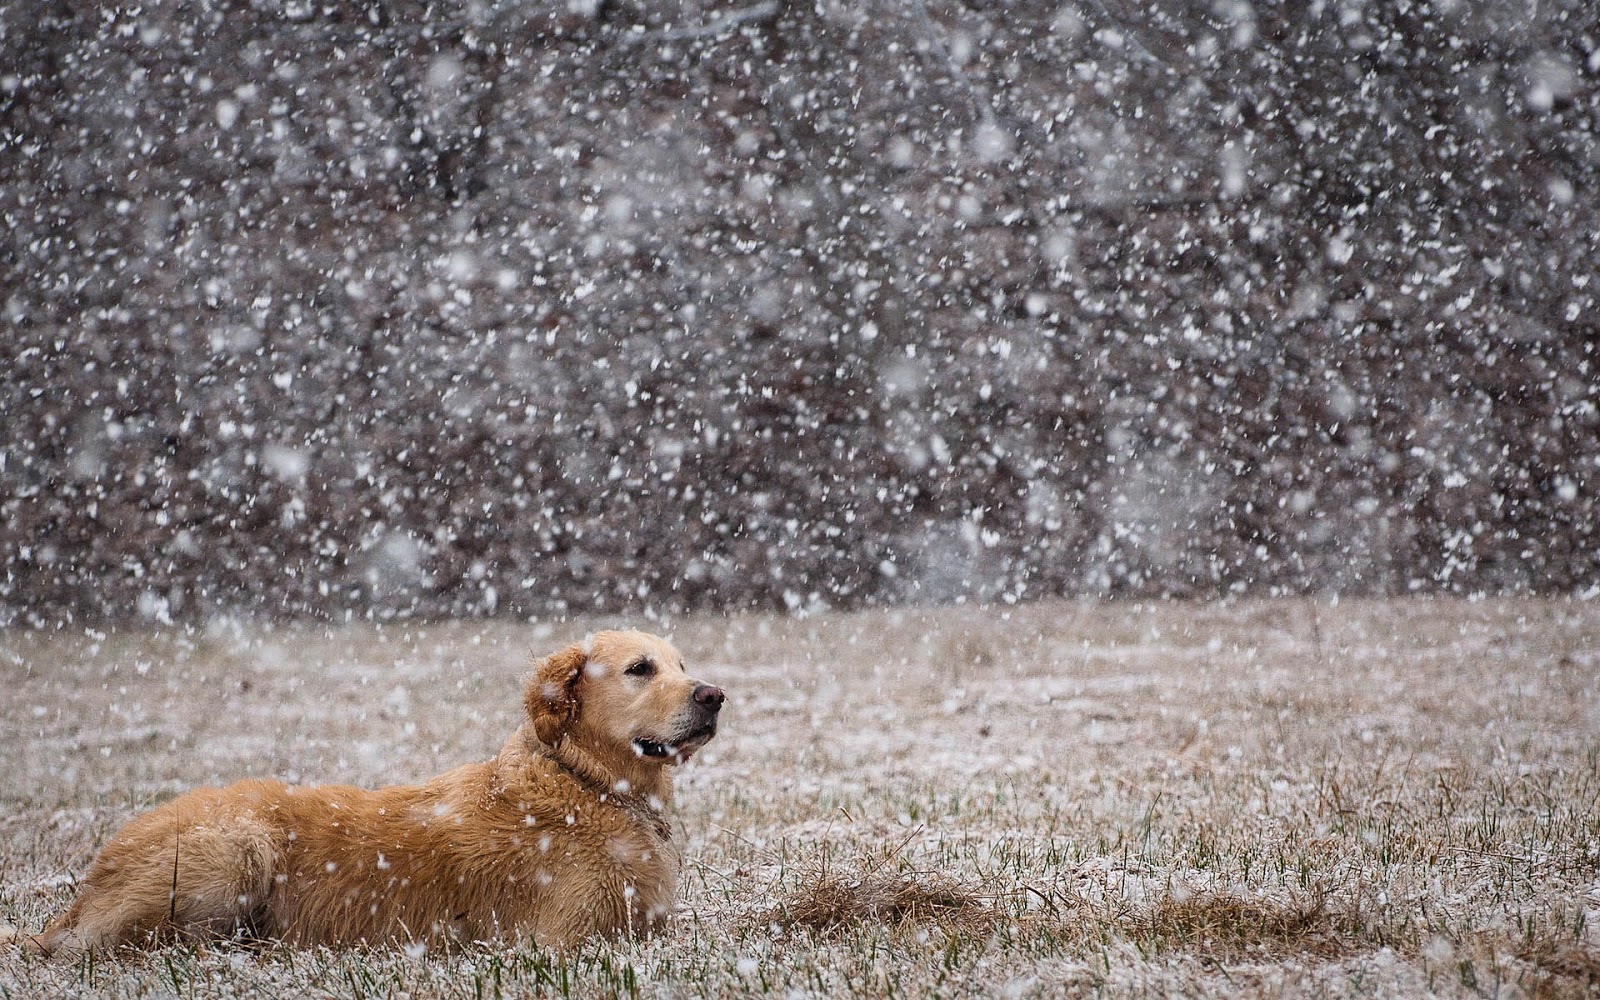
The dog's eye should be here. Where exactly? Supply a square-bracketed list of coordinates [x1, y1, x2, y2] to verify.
[625, 660, 655, 678]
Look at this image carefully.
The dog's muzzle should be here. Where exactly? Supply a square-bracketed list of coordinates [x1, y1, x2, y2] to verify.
[633, 685, 725, 760]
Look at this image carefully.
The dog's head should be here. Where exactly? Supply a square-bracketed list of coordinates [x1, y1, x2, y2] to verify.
[525, 630, 724, 782]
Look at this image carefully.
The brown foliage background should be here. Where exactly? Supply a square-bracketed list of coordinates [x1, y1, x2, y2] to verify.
[2, 1, 1596, 623]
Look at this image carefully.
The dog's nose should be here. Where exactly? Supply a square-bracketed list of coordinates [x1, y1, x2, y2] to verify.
[692, 684, 725, 712]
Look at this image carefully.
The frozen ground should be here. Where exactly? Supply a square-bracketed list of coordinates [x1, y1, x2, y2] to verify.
[1, 599, 1597, 998]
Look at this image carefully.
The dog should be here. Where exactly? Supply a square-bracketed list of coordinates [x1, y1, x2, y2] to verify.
[24, 630, 723, 953]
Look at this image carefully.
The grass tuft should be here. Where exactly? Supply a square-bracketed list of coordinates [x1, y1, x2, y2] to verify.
[765, 858, 994, 936]
[1516, 939, 1600, 1000]
[1123, 890, 1361, 959]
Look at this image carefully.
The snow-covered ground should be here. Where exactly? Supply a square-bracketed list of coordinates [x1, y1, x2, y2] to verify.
[2, 598, 1597, 997]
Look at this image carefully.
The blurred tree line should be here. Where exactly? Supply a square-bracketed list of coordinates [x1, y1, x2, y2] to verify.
[2, 0, 1596, 624]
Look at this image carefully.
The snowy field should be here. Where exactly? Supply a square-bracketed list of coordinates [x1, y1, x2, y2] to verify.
[2, 599, 1597, 998]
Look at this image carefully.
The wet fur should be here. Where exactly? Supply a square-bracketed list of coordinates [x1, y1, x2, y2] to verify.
[26, 630, 719, 953]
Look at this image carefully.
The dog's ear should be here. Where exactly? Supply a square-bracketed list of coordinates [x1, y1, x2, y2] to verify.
[526, 644, 588, 746]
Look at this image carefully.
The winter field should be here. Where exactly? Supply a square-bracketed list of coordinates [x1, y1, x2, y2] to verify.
[1, 598, 1597, 999]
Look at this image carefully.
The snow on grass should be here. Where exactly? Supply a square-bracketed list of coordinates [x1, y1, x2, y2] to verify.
[2, 599, 1597, 997]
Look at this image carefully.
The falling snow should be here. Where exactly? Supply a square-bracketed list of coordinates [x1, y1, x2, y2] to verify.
[1, 2, 1596, 627]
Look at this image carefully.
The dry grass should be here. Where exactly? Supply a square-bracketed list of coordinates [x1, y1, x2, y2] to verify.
[1512, 928, 1600, 1000]
[1121, 890, 1358, 959]
[1, 598, 1598, 997]
[763, 840, 996, 936]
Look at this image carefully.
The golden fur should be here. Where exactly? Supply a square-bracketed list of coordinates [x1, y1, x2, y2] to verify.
[26, 630, 723, 953]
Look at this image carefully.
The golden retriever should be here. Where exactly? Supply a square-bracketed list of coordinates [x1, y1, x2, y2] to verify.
[24, 630, 723, 953]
